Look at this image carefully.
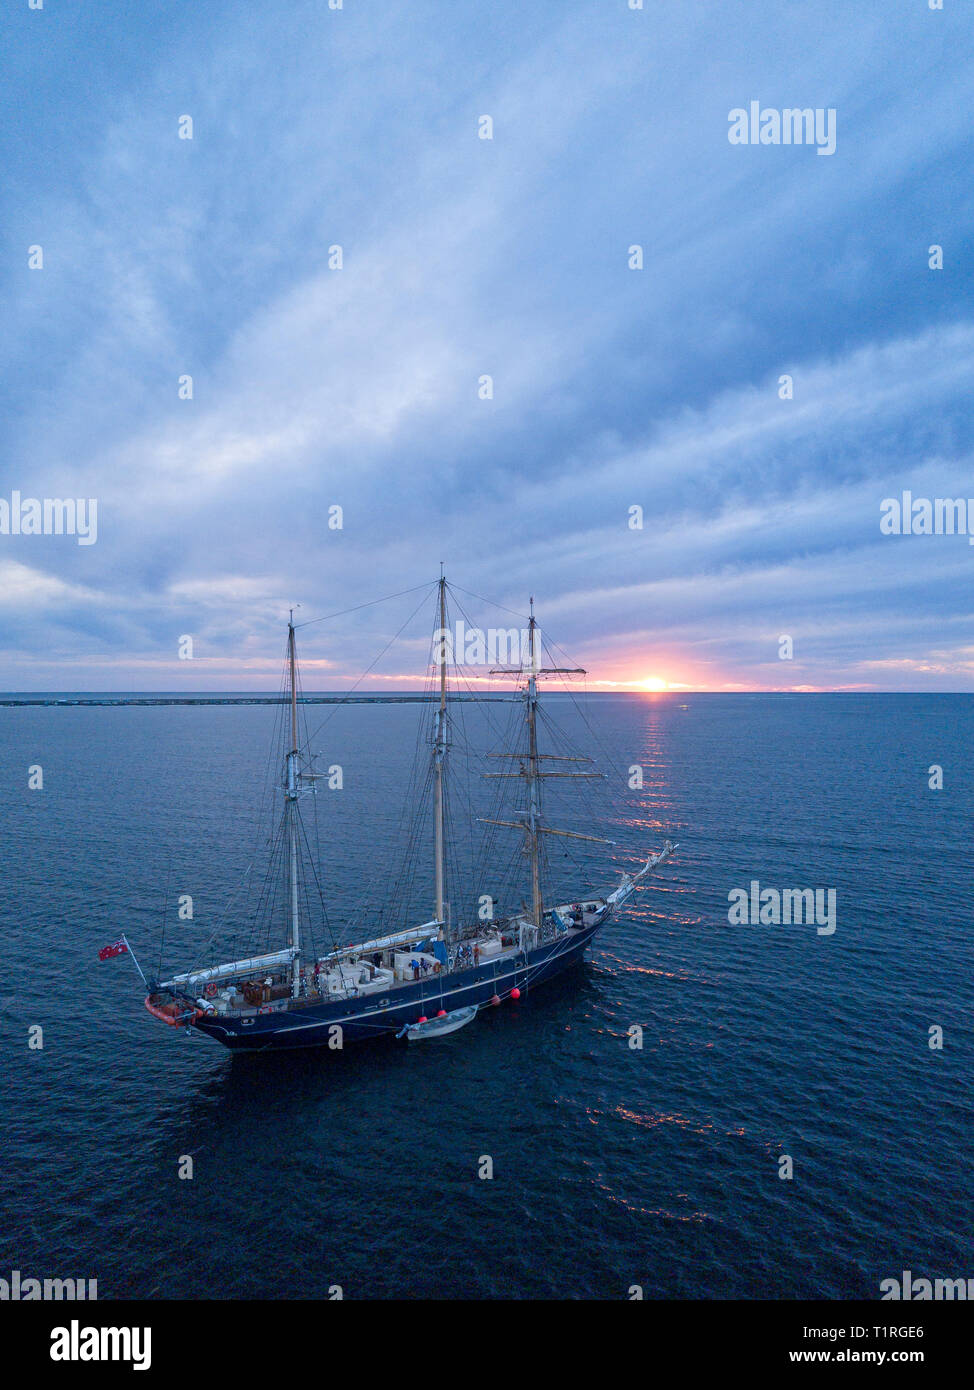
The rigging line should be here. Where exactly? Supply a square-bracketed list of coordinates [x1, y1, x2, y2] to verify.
[181, 855, 262, 978]
[460, 696, 508, 903]
[293, 581, 436, 629]
[451, 587, 591, 718]
[446, 589, 525, 735]
[353, 682, 435, 935]
[440, 587, 479, 924]
[243, 811, 285, 958]
[157, 853, 174, 982]
[447, 582, 530, 623]
[255, 819, 288, 955]
[308, 748, 331, 944]
[295, 801, 339, 958]
[290, 660, 326, 966]
[159, 653, 287, 979]
[214, 642, 291, 967]
[534, 696, 614, 863]
[373, 723, 427, 933]
[293, 811, 322, 966]
[302, 584, 438, 747]
[389, 758, 436, 930]
[218, 652, 291, 965]
[470, 673, 523, 905]
[539, 631, 632, 787]
[365, 584, 444, 933]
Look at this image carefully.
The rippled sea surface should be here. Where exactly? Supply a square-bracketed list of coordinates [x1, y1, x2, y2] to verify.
[1, 693, 972, 1300]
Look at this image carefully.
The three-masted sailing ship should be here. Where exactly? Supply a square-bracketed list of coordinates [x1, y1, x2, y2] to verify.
[139, 578, 676, 1051]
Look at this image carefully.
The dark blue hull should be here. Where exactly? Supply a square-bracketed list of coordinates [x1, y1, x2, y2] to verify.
[191, 918, 604, 1052]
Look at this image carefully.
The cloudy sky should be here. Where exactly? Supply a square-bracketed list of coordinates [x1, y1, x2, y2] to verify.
[1, 0, 972, 691]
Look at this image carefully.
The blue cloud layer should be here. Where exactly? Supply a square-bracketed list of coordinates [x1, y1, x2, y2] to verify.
[1, 0, 972, 689]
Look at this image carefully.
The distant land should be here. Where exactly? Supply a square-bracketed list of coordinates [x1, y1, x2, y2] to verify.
[0, 694, 512, 707]
[1, 692, 959, 707]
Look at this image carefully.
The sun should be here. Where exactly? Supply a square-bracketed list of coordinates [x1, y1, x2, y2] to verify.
[640, 676, 668, 692]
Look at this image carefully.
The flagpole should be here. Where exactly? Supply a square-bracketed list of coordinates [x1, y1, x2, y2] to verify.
[122, 935, 149, 990]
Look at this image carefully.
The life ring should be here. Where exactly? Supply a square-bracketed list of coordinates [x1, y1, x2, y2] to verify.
[204, 982, 218, 998]
[258, 1004, 274, 1015]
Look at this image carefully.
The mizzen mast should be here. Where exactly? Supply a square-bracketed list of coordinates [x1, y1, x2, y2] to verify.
[483, 596, 609, 929]
[286, 614, 301, 997]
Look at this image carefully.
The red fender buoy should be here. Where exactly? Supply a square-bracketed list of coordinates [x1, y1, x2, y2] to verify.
[436, 1009, 447, 1017]
[510, 987, 521, 1000]
[417, 1016, 428, 1024]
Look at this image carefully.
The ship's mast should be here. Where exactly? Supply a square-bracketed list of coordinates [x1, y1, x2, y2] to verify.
[286, 615, 301, 996]
[481, 596, 609, 929]
[525, 599, 542, 928]
[433, 570, 448, 927]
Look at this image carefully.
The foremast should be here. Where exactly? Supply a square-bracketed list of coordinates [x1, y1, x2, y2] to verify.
[484, 597, 609, 929]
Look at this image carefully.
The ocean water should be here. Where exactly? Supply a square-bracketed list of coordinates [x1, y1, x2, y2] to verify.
[1, 693, 971, 1300]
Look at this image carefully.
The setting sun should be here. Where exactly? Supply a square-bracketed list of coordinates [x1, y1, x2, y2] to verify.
[640, 676, 669, 691]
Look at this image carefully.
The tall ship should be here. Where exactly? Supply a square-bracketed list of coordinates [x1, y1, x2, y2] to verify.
[135, 577, 676, 1051]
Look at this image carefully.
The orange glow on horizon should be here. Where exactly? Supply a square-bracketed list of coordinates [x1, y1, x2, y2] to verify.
[11, 653, 882, 694]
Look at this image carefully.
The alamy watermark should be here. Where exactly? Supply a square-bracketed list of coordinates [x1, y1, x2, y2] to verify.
[434, 621, 531, 667]
[728, 880, 836, 935]
[50, 1321, 150, 1371]
[881, 1270, 974, 1300]
[1, 1268, 97, 1299]
[880, 492, 974, 543]
[728, 102, 837, 156]
[0, 491, 97, 545]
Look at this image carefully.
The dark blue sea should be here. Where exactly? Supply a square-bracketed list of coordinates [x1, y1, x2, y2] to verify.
[2, 693, 971, 1300]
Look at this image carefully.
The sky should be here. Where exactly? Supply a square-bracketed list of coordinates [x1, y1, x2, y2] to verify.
[1, 0, 972, 692]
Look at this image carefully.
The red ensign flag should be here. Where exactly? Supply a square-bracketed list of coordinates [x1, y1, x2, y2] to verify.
[98, 939, 128, 962]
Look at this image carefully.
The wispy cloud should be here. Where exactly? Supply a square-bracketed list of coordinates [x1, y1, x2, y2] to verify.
[1, 0, 971, 689]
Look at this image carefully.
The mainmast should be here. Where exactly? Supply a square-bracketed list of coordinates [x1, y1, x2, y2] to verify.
[525, 600, 542, 927]
[286, 615, 301, 996]
[483, 596, 609, 930]
[433, 570, 449, 927]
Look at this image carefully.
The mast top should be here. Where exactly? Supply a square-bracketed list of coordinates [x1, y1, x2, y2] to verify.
[490, 595, 585, 678]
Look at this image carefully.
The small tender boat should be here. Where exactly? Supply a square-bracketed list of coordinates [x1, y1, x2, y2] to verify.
[403, 1005, 478, 1041]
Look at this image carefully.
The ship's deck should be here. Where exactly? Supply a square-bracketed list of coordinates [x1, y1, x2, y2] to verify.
[181, 899, 608, 1021]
